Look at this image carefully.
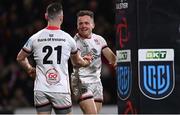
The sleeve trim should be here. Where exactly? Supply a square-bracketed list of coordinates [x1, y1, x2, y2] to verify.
[71, 50, 78, 54]
[102, 45, 108, 50]
[22, 48, 32, 54]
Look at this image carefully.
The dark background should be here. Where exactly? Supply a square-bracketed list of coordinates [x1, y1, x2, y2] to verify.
[0, 0, 116, 113]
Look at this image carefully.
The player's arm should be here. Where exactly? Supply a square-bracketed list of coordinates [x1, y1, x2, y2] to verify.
[102, 47, 117, 68]
[70, 51, 92, 67]
[16, 49, 36, 78]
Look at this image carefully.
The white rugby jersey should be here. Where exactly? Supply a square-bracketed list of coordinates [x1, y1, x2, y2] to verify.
[72, 33, 108, 83]
[23, 26, 77, 93]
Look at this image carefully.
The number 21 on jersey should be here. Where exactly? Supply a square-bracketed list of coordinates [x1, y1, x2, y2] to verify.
[42, 45, 62, 64]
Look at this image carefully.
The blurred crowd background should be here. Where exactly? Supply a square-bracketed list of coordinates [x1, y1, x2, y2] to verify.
[0, 0, 116, 113]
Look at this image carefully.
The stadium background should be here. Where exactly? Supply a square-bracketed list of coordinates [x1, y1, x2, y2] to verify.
[0, 0, 116, 113]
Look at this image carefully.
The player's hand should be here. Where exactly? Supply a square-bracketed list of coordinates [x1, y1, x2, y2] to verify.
[27, 67, 36, 79]
[83, 52, 93, 61]
[113, 62, 117, 68]
[83, 53, 93, 65]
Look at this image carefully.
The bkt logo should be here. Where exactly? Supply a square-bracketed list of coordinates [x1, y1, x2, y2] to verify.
[139, 62, 174, 100]
[117, 65, 132, 100]
[119, 52, 127, 60]
[146, 51, 167, 59]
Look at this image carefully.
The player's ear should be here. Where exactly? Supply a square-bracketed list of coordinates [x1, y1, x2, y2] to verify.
[58, 15, 63, 22]
[45, 13, 48, 20]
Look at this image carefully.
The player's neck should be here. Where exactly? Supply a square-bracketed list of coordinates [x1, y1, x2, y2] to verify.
[47, 21, 61, 29]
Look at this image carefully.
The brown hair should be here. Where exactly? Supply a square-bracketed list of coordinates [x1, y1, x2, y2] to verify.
[46, 2, 63, 19]
[77, 10, 94, 20]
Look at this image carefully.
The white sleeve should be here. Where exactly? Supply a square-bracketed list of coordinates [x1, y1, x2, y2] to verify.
[100, 36, 108, 49]
[22, 37, 34, 54]
[69, 36, 78, 54]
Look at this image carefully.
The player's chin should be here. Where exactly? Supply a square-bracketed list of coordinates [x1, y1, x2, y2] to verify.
[80, 30, 89, 33]
[82, 32, 90, 38]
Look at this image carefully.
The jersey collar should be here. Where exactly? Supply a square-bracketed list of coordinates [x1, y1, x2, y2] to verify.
[46, 26, 60, 30]
[76, 33, 92, 39]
